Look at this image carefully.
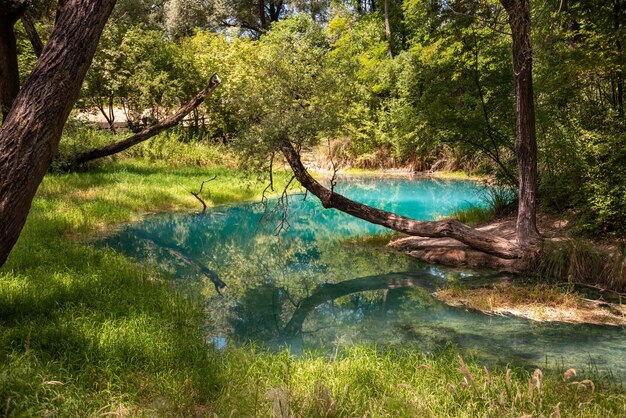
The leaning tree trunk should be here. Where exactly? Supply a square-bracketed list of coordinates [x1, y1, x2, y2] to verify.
[21, 14, 44, 58]
[500, 0, 541, 250]
[279, 0, 541, 263]
[73, 74, 222, 166]
[0, 0, 117, 267]
[280, 140, 523, 260]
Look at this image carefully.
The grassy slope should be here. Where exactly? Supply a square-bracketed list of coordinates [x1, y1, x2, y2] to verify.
[0, 159, 624, 416]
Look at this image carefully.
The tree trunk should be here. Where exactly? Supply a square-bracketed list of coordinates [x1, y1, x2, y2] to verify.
[259, 0, 267, 30]
[383, 0, 393, 58]
[0, 3, 25, 122]
[615, 0, 624, 116]
[0, 0, 117, 267]
[279, 140, 523, 260]
[72, 75, 221, 166]
[500, 0, 540, 250]
[21, 14, 44, 58]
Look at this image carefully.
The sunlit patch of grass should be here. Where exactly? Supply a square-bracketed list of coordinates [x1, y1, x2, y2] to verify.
[0, 158, 288, 414]
[340, 232, 402, 247]
[430, 170, 487, 180]
[211, 345, 624, 417]
[448, 205, 495, 227]
[447, 187, 516, 227]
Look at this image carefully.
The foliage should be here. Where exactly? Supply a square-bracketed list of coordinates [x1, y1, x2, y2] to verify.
[538, 239, 626, 292]
[73, 2, 626, 236]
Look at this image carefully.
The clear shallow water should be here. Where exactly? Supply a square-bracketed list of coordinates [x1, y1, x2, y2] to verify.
[100, 176, 625, 378]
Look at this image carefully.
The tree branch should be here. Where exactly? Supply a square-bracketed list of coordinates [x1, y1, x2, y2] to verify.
[73, 74, 222, 166]
[191, 176, 217, 213]
[21, 14, 44, 58]
[279, 140, 523, 259]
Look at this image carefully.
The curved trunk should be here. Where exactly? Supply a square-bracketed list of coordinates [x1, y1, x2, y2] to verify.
[0, 0, 117, 267]
[280, 140, 523, 260]
[73, 75, 221, 166]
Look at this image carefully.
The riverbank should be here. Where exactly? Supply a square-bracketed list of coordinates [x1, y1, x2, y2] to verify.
[435, 283, 626, 326]
[1, 158, 624, 416]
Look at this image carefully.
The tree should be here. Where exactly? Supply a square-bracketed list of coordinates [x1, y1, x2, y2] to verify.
[0, 1, 26, 121]
[254, 4, 540, 262]
[0, 0, 118, 266]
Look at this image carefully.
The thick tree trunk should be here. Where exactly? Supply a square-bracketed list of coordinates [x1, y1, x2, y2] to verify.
[501, 0, 540, 250]
[73, 75, 221, 166]
[0, 0, 117, 267]
[0, 3, 25, 122]
[280, 140, 523, 260]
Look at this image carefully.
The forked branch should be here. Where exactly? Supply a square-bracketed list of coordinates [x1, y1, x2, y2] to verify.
[191, 176, 217, 213]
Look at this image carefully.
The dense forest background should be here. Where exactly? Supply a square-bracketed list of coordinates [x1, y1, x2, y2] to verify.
[15, 0, 626, 236]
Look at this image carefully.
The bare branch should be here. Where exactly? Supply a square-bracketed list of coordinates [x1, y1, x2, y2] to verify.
[191, 176, 217, 213]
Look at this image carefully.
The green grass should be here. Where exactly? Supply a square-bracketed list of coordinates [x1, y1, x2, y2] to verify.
[0, 158, 286, 415]
[447, 205, 495, 227]
[447, 187, 517, 227]
[212, 345, 624, 417]
[339, 168, 487, 180]
[538, 239, 626, 292]
[1, 152, 624, 416]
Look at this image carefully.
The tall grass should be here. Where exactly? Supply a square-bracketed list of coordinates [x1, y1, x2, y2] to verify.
[211, 345, 624, 417]
[448, 187, 516, 227]
[538, 239, 626, 292]
[54, 122, 236, 171]
[0, 156, 285, 415]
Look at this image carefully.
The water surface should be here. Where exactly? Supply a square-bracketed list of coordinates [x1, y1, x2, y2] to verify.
[101, 176, 625, 378]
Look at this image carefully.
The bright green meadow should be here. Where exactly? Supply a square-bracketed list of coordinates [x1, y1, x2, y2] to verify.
[0, 157, 623, 416]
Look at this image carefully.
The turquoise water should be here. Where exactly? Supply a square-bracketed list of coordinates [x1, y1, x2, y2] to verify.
[101, 176, 625, 379]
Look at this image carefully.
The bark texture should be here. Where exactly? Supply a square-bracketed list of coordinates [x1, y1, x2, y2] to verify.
[500, 0, 540, 249]
[73, 74, 221, 166]
[0, 0, 117, 267]
[280, 140, 523, 260]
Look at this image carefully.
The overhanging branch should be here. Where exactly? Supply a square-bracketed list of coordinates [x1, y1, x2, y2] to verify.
[279, 140, 523, 260]
[73, 73, 222, 166]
